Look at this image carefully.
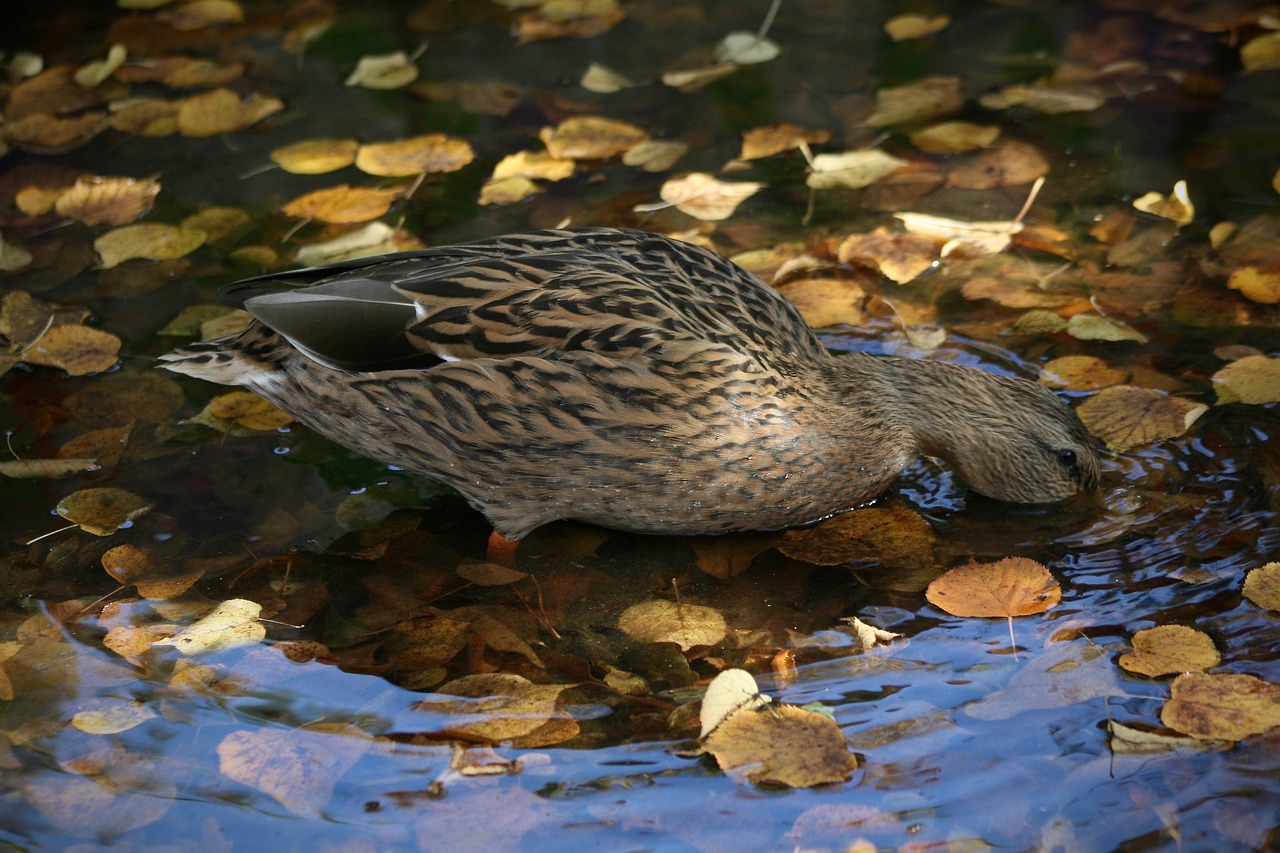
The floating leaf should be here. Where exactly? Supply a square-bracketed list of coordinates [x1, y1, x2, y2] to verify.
[1160, 672, 1280, 740]
[1243, 562, 1280, 611]
[806, 149, 908, 190]
[0, 458, 97, 478]
[884, 13, 950, 41]
[177, 87, 283, 137]
[94, 223, 205, 268]
[0, 232, 34, 272]
[491, 149, 575, 182]
[71, 700, 157, 734]
[979, 82, 1106, 114]
[74, 43, 127, 88]
[740, 123, 831, 160]
[345, 51, 419, 89]
[22, 325, 120, 375]
[280, 185, 402, 223]
[1108, 720, 1231, 754]
[1066, 313, 1149, 344]
[1240, 30, 1280, 73]
[713, 32, 781, 65]
[56, 487, 152, 535]
[217, 724, 372, 817]
[356, 134, 474, 177]
[1226, 266, 1280, 304]
[618, 599, 726, 650]
[1212, 355, 1280, 404]
[621, 139, 688, 172]
[158, 0, 245, 30]
[415, 674, 577, 747]
[54, 175, 161, 226]
[153, 598, 265, 655]
[4, 112, 108, 154]
[539, 115, 647, 160]
[926, 557, 1060, 618]
[946, 139, 1049, 189]
[909, 120, 999, 154]
[1039, 355, 1129, 390]
[207, 391, 294, 431]
[1119, 625, 1221, 677]
[837, 228, 940, 283]
[270, 138, 358, 174]
[703, 703, 857, 787]
[894, 210, 1022, 257]
[109, 98, 182, 136]
[700, 668, 772, 738]
[865, 75, 962, 127]
[1077, 385, 1207, 452]
[659, 172, 762, 220]
[580, 62, 633, 93]
[102, 543, 202, 599]
[1133, 180, 1194, 227]
[293, 222, 416, 266]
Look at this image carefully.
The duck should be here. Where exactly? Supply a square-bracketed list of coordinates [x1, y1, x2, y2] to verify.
[161, 227, 1100, 540]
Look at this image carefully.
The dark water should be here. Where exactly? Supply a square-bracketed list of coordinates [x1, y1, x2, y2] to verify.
[2, 1, 1279, 850]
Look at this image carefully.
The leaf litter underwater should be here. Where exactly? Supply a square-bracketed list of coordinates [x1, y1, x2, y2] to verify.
[1, 0, 1279, 850]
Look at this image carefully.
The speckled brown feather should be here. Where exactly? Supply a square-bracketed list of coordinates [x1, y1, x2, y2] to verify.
[161, 228, 1099, 538]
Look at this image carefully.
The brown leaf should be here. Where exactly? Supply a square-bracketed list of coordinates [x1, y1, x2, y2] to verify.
[1118, 625, 1221, 677]
[962, 274, 1077, 308]
[280, 185, 402, 224]
[1039, 355, 1129, 391]
[54, 175, 161, 226]
[884, 13, 950, 41]
[779, 504, 935, 569]
[416, 674, 578, 747]
[23, 324, 121, 375]
[1160, 672, 1280, 740]
[865, 75, 962, 127]
[837, 228, 941, 284]
[926, 557, 1060, 618]
[739, 123, 831, 160]
[0, 458, 97, 478]
[4, 112, 109, 154]
[1132, 180, 1194, 227]
[703, 704, 858, 787]
[946, 139, 1049, 189]
[207, 391, 294, 430]
[776, 278, 866, 328]
[270, 138, 359, 174]
[1242, 562, 1280, 611]
[618, 599, 726, 650]
[216, 724, 372, 817]
[108, 98, 182, 136]
[158, 0, 245, 30]
[177, 88, 284, 137]
[1077, 386, 1207, 451]
[621, 139, 689, 172]
[55, 487, 152, 536]
[658, 172, 762, 221]
[102, 544, 202, 599]
[909, 120, 1000, 154]
[355, 134, 474, 177]
[539, 115, 647, 160]
[513, 5, 624, 43]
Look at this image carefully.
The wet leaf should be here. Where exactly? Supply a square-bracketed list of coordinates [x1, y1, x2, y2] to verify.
[884, 13, 950, 41]
[71, 700, 157, 734]
[1212, 355, 1280, 404]
[838, 228, 940, 283]
[979, 81, 1106, 114]
[270, 138, 359, 174]
[1160, 672, 1280, 740]
[621, 139, 689, 172]
[0, 458, 97, 478]
[1039, 355, 1129, 390]
[962, 273, 1076, 308]
[1066, 313, 1149, 344]
[1226, 266, 1280, 304]
[700, 668, 772, 738]
[512, 1, 623, 44]
[280, 185, 402, 223]
[177, 87, 284, 137]
[779, 504, 935, 568]
[22, 324, 120, 375]
[909, 120, 1000, 154]
[102, 544, 202, 599]
[894, 210, 1022, 257]
[217, 724, 372, 817]
[4, 111, 108, 154]
[703, 703, 857, 787]
[22, 774, 172, 836]
[0, 232, 34, 272]
[806, 149, 908, 190]
[54, 175, 161, 226]
[94, 223, 206, 268]
[108, 97, 182, 136]
[865, 75, 962, 127]
[966, 640, 1125, 720]
[207, 391, 294, 431]
[926, 558, 1060, 618]
[1240, 30, 1280, 72]
[1077, 386, 1207, 452]
[293, 222, 419, 266]
[153, 599, 265, 655]
[580, 62, 633, 93]
[416, 673, 577, 747]
[181, 206, 252, 246]
[457, 560, 528, 586]
[345, 51, 419, 89]
[1133, 180, 1194, 227]
[55, 487, 152, 535]
[713, 32, 781, 65]
[776, 278, 866, 327]
[1243, 562, 1280, 611]
[740, 123, 832, 160]
[1108, 720, 1231, 754]
[539, 115, 647, 159]
[618, 599, 726, 650]
[659, 172, 763, 220]
[1119, 625, 1221, 677]
[356, 133, 474, 177]
[158, 0, 244, 30]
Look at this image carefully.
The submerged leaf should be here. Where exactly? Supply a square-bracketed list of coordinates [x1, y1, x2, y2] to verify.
[56, 487, 152, 535]
[153, 599, 265, 655]
[217, 724, 372, 817]
[618, 599, 726, 650]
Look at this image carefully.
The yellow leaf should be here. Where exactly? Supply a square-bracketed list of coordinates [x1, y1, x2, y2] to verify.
[806, 149, 908, 190]
[55, 487, 152, 535]
[158, 0, 244, 30]
[1243, 562, 1280, 611]
[580, 62, 633, 93]
[776, 278, 867, 328]
[270, 138, 359, 174]
[94, 223, 206, 268]
[490, 149, 574, 181]
[659, 172, 762, 220]
[926, 557, 1060, 618]
[345, 51, 419, 88]
[909, 120, 1000, 154]
[865, 75, 962, 127]
[280, 185, 402, 223]
[74, 43, 127, 88]
[1241, 31, 1280, 72]
[54, 175, 161, 226]
[23, 324, 121, 375]
[838, 228, 941, 283]
[539, 115, 647, 159]
[703, 703, 857, 787]
[1161, 672, 1280, 740]
[883, 13, 950, 41]
[621, 139, 688, 172]
[71, 700, 157, 734]
[1118, 625, 1221, 677]
[618, 599, 726, 650]
[1066, 313, 1149, 344]
[153, 598, 265, 654]
[1039, 355, 1129, 390]
[1077, 385, 1206, 451]
[779, 504, 935, 568]
[208, 391, 294, 430]
[1212, 355, 1280, 404]
[177, 87, 283, 137]
[739, 123, 831, 160]
[1226, 265, 1280, 304]
[355, 133, 474, 177]
[1132, 180, 1194, 226]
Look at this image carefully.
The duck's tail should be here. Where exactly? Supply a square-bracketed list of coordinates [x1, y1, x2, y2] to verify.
[157, 324, 284, 388]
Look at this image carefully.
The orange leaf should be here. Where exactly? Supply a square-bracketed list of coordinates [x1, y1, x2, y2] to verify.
[280, 185, 402, 223]
[926, 557, 1061, 618]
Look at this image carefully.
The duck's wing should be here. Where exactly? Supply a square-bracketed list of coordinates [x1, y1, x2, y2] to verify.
[219, 229, 827, 373]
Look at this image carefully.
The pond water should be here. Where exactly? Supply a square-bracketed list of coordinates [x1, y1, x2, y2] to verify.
[1, 0, 1279, 850]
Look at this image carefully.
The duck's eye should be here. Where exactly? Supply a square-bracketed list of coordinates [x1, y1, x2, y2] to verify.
[1057, 448, 1077, 466]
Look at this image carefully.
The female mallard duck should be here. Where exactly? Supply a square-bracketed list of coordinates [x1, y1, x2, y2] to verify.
[162, 227, 1100, 540]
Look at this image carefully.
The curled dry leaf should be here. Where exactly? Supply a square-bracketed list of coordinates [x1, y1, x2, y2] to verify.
[270, 138, 358, 174]
[1133, 180, 1194, 227]
[177, 88, 284, 137]
[618, 599, 726, 650]
[539, 115, 647, 160]
[779, 504, 935, 569]
[54, 175, 161, 226]
[1160, 672, 1280, 741]
[356, 134, 474, 177]
[280, 185, 402, 223]
[95, 223, 206, 268]
[1212, 355, 1280, 404]
[659, 172, 762, 220]
[217, 724, 372, 817]
[700, 668, 772, 738]
[865, 75, 962, 127]
[153, 598, 265, 655]
[22, 324, 120, 375]
[838, 228, 941, 283]
[1076, 385, 1207, 452]
[1243, 562, 1280, 611]
[1118, 625, 1221, 677]
[703, 703, 857, 787]
[345, 51, 419, 89]
[55, 487, 152, 535]
[806, 149, 908, 191]
[926, 557, 1060, 618]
